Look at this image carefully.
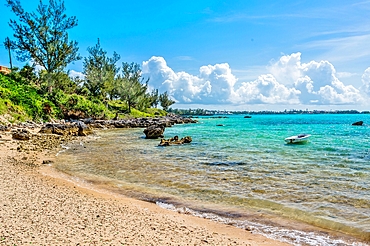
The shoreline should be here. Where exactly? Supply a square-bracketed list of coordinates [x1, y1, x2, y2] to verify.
[0, 123, 290, 245]
[51, 127, 369, 245]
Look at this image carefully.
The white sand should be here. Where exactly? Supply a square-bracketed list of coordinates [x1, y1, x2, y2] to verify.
[0, 130, 290, 245]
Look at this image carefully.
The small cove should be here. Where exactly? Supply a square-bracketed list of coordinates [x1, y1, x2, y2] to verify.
[54, 114, 370, 245]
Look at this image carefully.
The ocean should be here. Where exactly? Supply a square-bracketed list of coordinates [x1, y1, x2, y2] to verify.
[54, 114, 370, 245]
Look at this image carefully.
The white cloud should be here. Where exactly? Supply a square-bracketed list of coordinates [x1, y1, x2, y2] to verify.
[69, 70, 85, 79]
[142, 56, 236, 104]
[269, 52, 303, 86]
[234, 74, 300, 104]
[142, 53, 367, 108]
[337, 72, 357, 79]
[270, 53, 364, 105]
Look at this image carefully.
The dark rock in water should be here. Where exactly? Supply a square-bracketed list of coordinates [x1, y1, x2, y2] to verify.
[143, 124, 165, 139]
[182, 136, 192, 143]
[352, 121, 364, 126]
[244, 116, 252, 118]
[12, 129, 31, 140]
[158, 136, 192, 146]
[216, 124, 224, 126]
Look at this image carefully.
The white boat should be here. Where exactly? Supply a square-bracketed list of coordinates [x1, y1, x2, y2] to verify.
[285, 134, 311, 144]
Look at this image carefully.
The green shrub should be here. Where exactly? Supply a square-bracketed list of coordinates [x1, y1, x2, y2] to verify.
[0, 68, 171, 122]
[50, 92, 108, 119]
[145, 108, 167, 116]
[0, 73, 52, 121]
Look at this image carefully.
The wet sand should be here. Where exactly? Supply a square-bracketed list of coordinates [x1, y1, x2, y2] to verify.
[0, 129, 290, 245]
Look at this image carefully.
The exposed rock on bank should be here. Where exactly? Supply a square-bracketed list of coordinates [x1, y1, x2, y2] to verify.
[39, 121, 93, 136]
[0, 115, 197, 154]
[12, 129, 31, 140]
[82, 114, 197, 129]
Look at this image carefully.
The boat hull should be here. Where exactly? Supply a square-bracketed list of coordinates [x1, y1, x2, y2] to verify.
[285, 134, 311, 144]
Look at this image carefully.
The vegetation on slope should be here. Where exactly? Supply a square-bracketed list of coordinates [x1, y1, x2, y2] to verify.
[1, 0, 174, 123]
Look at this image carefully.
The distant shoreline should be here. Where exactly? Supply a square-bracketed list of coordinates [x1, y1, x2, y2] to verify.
[170, 109, 370, 116]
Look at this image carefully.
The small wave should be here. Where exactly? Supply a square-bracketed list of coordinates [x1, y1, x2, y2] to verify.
[156, 201, 367, 246]
[55, 144, 70, 156]
[320, 147, 337, 152]
[201, 161, 246, 166]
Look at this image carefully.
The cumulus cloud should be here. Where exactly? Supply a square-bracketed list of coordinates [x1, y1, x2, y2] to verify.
[69, 70, 85, 79]
[234, 74, 300, 104]
[142, 56, 236, 104]
[300, 59, 362, 105]
[142, 53, 367, 107]
[269, 52, 303, 86]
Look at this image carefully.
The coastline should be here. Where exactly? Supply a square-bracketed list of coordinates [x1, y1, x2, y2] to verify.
[0, 123, 290, 245]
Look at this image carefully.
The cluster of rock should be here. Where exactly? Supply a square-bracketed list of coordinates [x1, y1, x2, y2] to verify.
[158, 136, 192, 146]
[1, 125, 77, 154]
[16, 131, 75, 153]
[39, 121, 93, 136]
[0, 115, 197, 155]
[82, 114, 197, 130]
[79, 114, 197, 139]
[11, 129, 31, 140]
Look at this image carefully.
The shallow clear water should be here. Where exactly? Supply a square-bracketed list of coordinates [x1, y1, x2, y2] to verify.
[55, 114, 370, 245]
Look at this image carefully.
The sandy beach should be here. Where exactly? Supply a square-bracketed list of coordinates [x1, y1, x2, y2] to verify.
[0, 127, 290, 246]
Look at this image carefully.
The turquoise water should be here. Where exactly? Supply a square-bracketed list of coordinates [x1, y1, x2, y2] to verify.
[55, 114, 370, 245]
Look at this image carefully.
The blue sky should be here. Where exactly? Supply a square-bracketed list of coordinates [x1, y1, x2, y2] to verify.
[1, 0, 370, 111]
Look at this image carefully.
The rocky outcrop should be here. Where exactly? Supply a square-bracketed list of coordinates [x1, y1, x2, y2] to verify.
[352, 121, 364, 126]
[82, 115, 197, 139]
[81, 114, 197, 130]
[77, 121, 93, 136]
[158, 136, 192, 146]
[12, 129, 31, 140]
[39, 121, 93, 136]
[16, 132, 76, 153]
[143, 124, 165, 139]
[3, 114, 196, 145]
[0, 125, 11, 131]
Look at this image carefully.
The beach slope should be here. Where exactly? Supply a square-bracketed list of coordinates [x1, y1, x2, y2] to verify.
[0, 130, 289, 245]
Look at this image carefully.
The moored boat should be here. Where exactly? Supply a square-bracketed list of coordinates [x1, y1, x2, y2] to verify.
[285, 134, 311, 144]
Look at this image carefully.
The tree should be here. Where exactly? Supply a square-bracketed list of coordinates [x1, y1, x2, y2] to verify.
[39, 70, 78, 94]
[149, 89, 159, 108]
[6, 0, 81, 92]
[83, 40, 120, 99]
[117, 62, 149, 113]
[159, 91, 175, 111]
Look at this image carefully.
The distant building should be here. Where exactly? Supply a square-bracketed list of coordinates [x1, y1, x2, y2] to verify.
[0, 65, 11, 75]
